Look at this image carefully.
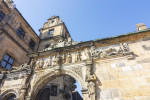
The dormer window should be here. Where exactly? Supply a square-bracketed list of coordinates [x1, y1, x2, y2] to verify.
[0, 11, 5, 22]
[49, 29, 54, 35]
[17, 27, 25, 38]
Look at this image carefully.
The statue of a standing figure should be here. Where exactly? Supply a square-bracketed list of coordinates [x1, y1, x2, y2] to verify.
[84, 48, 91, 59]
[53, 55, 59, 66]
[48, 56, 52, 66]
[88, 81, 96, 100]
[30, 59, 36, 69]
[75, 51, 81, 62]
[36, 58, 44, 69]
[66, 52, 72, 63]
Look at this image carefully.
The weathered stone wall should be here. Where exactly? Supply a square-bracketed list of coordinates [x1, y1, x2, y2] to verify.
[0, 33, 28, 67]
[94, 37, 150, 100]
[0, 0, 40, 69]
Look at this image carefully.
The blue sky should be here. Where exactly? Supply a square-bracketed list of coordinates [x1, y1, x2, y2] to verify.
[13, 0, 150, 97]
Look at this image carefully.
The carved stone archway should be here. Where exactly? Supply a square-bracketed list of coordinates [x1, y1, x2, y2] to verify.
[0, 89, 19, 100]
[27, 61, 93, 100]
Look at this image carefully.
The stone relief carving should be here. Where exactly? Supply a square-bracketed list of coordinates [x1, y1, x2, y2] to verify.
[35, 58, 44, 69]
[90, 46, 100, 58]
[30, 59, 36, 69]
[42, 38, 77, 51]
[66, 52, 72, 63]
[44, 56, 52, 67]
[84, 48, 91, 59]
[56, 39, 65, 47]
[90, 43, 130, 59]
[53, 55, 60, 66]
[104, 47, 118, 56]
[8, 58, 35, 72]
[75, 51, 82, 62]
[119, 43, 130, 53]
[70, 66, 82, 77]
[40, 43, 130, 69]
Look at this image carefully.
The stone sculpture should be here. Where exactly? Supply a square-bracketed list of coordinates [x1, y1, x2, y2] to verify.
[53, 55, 59, 66]
[75, 51, 82, 62]
[120, 43, 130, 53]
[66, 52, 72, 63]
[90, 46, 100, 58]
[36, 58, 44, 69]
[84, 48, 91, 59]
[105, 47, 118, 56]
[56, 39, 65, 47]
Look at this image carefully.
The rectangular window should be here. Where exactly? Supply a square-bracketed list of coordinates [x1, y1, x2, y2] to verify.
[50, 85, 58, 96]
[0, 11, 5, 22]
[49, 29, 54, 35]
[17, 27, 25, 38]
[29, 39, 35, 50]
[1, 54, 14, 70]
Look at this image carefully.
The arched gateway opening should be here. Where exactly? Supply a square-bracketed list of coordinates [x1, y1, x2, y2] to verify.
[27, 57, 96, 100]
[29, 67, 88, 100]
[35, 75, 82, 100]
[0, 89, 19, 100]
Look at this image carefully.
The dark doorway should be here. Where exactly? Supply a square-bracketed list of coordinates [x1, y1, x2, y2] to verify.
[6, 95, 16, 100]
[37, 88, 50, 100]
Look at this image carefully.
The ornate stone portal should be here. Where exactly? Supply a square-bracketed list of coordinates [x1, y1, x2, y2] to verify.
[1, 2, 149, 99]
[0, 41, 133, 100]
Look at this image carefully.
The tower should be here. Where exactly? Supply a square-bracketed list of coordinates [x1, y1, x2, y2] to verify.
[38, 16, 72, 51]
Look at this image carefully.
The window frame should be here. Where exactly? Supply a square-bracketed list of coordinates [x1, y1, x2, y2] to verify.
[50, 85, 58, 96]
[49, 29, 54, 36]
[0, 53, 14, 70]
[0, 10, 5, 22]
[16, 27, 25, 39]
[29, 39, 35, 50]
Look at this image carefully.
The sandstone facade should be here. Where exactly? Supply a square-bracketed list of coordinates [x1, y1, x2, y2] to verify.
[0, 0, 150, 100]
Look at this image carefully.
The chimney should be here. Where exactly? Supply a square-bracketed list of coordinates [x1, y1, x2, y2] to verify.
[136, 23, 147, 31]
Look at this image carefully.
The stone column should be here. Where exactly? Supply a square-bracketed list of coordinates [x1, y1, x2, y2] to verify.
[88, 81, 96, 100]
[81, 89, 90, 100]
[86, 59, 97, 100]
[20, 89, 26, 100]
[86, 59, 93, 81]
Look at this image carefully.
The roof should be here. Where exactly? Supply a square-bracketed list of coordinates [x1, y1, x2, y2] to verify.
[81, 28, 150, 43]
